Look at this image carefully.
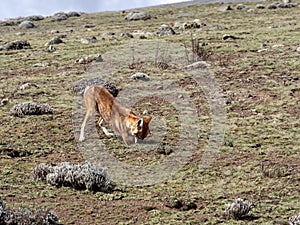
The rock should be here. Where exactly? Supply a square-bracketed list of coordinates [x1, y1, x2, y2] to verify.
[51, 12, 68, 22]
[155, 24, 176, 37]
[19, 82, 38, 90]
[236, 4, 247, 10]
[19, 20, 35, 29]
[0, 40, 30, 51]
[296, 46, 300, 52]
[267, 4, 278, 9]
[125, 11, 151, 21]
[84, 24, 95, 28]
[50, 30, 59, 34]
[130, 72, 150, 81]
[0, 98, 9, 106]
[67, 11, 81, 17]
[120, 33, 133, 38]
[16, 32, 25, 36]
[272, 44, 284, 49]
[45, 36, 64, 46]
[132, 30, 153, 39]
[223, 34, 238, 40]
[75, 54, 103, 64]
[81, 37, 97, 44]
[256, 4, 265, 9]
[45, 45, 56, 52]
[33, 62, 49, 67]
[0, 15, 44, 27]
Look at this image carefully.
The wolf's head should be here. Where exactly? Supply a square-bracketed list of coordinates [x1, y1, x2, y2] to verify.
[130, 115, 152, 140]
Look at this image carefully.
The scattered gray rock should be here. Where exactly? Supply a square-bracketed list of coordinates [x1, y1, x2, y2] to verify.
[45, 36, 64, 46]
[0, 40, 30, 51]
[125, 11, 151, 21]
[33, 162, 111, 192]
[67, 11, 81, 17]
[267, 3, 278, 9]
[223, 34, 238, 40]
[155, 24, 176, 37]
[132, 30, 153, 39]
[174, 19, 205, 30]
[19, 82, 38, 90]
[0, 15, 44, 26]
[225, 198, 252, 219]
[75, 54, 103, 64]
[81, 36, 97, 44]
[84, 24, 95, 28]
[45, 45, 56, 52]
[19, 20, 35, 29]
[10, 102, 54, 117]
[120, 33, 134, 38]
[50, 30, 59, 34]
[16, 32, 25, 36]
[236, 4, 247, 10]
[256, 4, 265, 9]
[131, 72, 150, 81]
[33, 62, 49, 67]
[51, 12, 68, 22]
[73, 77, 119, 97]
[0, 98, 9, 107]
[289, 212, 300, 225]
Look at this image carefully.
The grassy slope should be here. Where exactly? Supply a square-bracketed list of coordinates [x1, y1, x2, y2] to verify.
[0, 1, 299, 224]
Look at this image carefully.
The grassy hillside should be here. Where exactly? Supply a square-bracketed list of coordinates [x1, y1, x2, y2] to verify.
[0, 1, 299, 224]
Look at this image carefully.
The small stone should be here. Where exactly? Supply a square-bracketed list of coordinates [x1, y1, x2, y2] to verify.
[84, 24, 95, 28]
[19, 20, 35, 29]
[0, 98, 9, 106]
[45, 36, 64, 46]
[81, 37, 97, 44]
[124, 11, 151, 21]
[50, 30, 59, 34]
[256, 4, 265, 9]
[120, 33, 133, 38]
[223, 34, 237, 40]
[236, 4, 247, 10]
[267, 4, 278, 9]
[155, 24, 176, 37]
[130, 72, 150, 81]
[16, 32, 25, 36]
[296, 46, 300, 52]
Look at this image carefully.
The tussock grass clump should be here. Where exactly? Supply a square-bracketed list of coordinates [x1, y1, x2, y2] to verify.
[225, 198, 252, 219]
[290, 213, 300, 225]
[0, 197, 60, 225]
[9, 102, 54, 117]
[73, 78, 118, 97]
[33, 162, 111, 192]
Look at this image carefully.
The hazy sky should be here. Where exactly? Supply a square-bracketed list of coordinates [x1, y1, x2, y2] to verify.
[0, 0, 190, 20]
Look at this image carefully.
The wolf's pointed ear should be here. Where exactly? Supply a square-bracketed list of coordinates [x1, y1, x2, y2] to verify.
[144, 116, 152, 124]
[137, 118, 143, 129]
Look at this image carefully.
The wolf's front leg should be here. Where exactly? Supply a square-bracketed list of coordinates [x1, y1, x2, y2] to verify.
[98, 118, 114, 136]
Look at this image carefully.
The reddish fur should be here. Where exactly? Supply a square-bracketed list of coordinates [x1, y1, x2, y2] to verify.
[79, 86, 152, 145]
